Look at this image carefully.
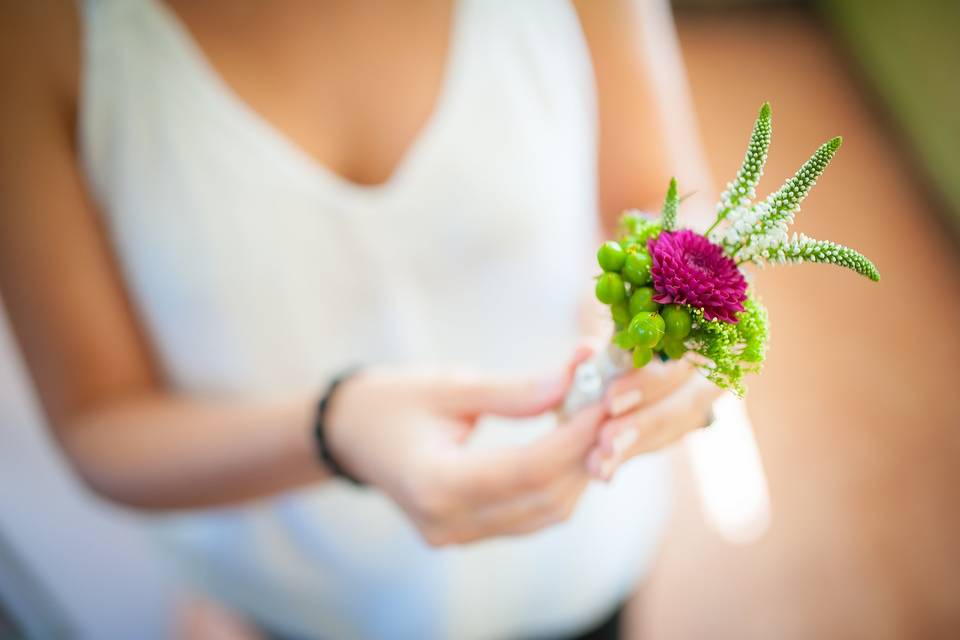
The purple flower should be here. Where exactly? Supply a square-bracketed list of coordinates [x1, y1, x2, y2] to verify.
[649, 230, 747, 323]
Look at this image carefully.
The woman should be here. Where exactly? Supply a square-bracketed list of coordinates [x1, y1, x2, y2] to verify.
[0, 0, 720, 637]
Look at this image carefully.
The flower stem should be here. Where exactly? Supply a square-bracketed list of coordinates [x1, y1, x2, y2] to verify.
[704, 215, 725, 237]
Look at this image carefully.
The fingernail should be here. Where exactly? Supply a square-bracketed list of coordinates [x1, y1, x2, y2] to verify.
[600, 457, 617, 482]
[609, 390, 642, 416]
[612, 427, 638, 456]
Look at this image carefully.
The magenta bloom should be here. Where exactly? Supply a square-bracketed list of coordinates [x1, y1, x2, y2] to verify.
[648, 230, 747, 323]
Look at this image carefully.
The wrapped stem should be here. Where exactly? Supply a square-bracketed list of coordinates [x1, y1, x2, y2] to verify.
[561, 343, 632, 417]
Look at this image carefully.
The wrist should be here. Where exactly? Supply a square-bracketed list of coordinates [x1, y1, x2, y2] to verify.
[314, 368, 367, 486]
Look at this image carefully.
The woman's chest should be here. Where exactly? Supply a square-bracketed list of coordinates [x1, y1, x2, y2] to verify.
[163, 0, 455, 188]
[85, 0, 600, 389]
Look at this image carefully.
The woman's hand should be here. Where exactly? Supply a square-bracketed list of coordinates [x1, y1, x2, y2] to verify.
[585, 359, 724, 481]
[324, 350, 606, 546]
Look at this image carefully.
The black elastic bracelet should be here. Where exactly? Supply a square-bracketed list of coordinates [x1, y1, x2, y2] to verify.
[314, 368, 365, 486]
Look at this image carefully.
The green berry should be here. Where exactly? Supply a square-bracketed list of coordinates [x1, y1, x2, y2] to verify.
[629, 286, 660, 316]
[622, 251, 652, 285]
[613, 329, 638, 350]
[661, 336, 688, 360]
[595, 272, 626, 305]
[632, 346, 653, 368]
[628, 311, 665, 349]
[654, 333, 666, 351]
[611, 302, 631, 328]
[662, 304, 692, 339]
[597, 241, 626, 272]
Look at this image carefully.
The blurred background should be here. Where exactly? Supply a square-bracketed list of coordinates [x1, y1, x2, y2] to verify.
[1, 0, 958, 638]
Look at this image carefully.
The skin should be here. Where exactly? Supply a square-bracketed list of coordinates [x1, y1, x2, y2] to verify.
[0, 0, 720, 544]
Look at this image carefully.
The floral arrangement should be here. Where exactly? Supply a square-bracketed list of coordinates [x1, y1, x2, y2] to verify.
[592, 102, 879, 396]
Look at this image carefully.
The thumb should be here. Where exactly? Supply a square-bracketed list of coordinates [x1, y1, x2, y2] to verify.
[458, 346, 595, 418]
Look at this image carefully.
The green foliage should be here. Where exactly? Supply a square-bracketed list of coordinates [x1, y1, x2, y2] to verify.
[593, 102, 879, 394]
[620, 211, 662, 247]
[687, 293, 768, 396]
[736, 296, 769, 364]
[711, 102, 772, 235]
[761, 233, 881, 281]
[749, 137, 843, 242]
[661, 178, 679, 231]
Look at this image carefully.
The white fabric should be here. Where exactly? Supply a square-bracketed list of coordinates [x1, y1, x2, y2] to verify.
[79, 0, 672, 637]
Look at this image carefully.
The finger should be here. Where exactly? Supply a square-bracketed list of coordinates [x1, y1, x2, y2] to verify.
[636, 377, 724, 452]
[604, 374, 723, 453]
[452, 341, 596, 417]
[495, 475, 588, 537]
[589, 375, 724, 480]
[570, 339, 600, 365]
[447, 472, 589, 543]
[585, 446, 635, 484]
[591, 406, 641, 461]
[450, 347, 595, 419]
[437, 374, 566, 418]
[454, 403, 605, 503]
[604, 359, 694, 417]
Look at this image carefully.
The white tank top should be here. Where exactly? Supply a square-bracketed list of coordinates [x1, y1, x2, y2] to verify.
[79, 1, 671, 637]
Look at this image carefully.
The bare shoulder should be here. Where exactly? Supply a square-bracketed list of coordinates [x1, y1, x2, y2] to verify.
[0, 0, 156, 425]
[0, 0, 80, 115]
[572, 0, 639, 54]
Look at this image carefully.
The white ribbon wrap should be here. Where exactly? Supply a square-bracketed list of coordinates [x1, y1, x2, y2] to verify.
[561, 343, 633, 417]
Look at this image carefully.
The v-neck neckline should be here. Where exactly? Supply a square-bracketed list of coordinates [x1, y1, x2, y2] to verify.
[146, 0, 466, 200]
